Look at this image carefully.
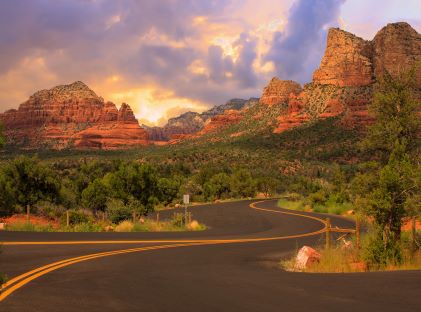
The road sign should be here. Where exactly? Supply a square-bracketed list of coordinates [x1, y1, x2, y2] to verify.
[183, 194, 190, 205]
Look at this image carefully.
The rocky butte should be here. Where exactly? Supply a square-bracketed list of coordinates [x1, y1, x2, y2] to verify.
[0, 81, 149, 149]
[260, 22, 421, 133]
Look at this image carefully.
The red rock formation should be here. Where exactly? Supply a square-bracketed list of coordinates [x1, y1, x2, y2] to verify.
[0, 81, 149, 149]
[167, 109, 244, 143]
[259, 77, 302, 105]
[313, 28, 373, 87]
[273, 22, 421, 134]
[373, 22, 421, 87]
[197, 109, 243, 135]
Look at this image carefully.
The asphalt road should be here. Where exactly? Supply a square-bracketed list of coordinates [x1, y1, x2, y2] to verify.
[1, 199, 420, 312]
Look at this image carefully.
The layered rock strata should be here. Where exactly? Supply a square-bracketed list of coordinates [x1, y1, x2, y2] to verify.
[0, 81, 148, 149]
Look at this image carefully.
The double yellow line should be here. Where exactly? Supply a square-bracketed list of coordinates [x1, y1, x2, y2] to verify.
[0, 201, 328, 302]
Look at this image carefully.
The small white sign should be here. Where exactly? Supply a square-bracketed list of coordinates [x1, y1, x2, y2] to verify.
[183, 194, 190, 205]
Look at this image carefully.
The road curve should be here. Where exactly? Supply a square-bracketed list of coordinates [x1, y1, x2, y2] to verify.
[1, 199, 420, 312]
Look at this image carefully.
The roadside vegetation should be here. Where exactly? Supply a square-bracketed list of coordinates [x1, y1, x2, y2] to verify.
[281, 69, 421, 272]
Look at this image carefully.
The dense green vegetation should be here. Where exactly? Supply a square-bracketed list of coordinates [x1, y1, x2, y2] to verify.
[350, 69, 420, 267]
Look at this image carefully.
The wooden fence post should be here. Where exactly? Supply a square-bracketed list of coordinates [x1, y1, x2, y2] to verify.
[412, 217, 417, 253]
[66, 210, 70, 227]
[132, 211, 136, 223]
[325, 218, 331, 249]
[356, 219, 361, 250]
[156, 212, 160, 224]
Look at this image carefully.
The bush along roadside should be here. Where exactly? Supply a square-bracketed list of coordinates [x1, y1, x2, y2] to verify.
[281, 228, 421, 273]
[3, 209, 206, 233]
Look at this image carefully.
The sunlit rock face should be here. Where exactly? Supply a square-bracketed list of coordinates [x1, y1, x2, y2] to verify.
[271, 22, 421, 134]
[0, 81, 149, 149]
[259, 77, 302, 106]
[313, 28, 374, 87]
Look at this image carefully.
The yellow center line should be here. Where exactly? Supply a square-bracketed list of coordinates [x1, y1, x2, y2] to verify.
[0, 200, 328, 302]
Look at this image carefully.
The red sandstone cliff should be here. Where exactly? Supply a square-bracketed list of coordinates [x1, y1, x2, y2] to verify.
[0, 81, 148, 149]
[271, 22, 421, 134]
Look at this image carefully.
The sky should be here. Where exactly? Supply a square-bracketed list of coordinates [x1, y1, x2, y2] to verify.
[0, 0, 420, 126]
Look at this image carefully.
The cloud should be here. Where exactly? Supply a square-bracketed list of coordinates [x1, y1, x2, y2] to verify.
[264, 0, 345, 83]
[1, 0, 420, 125]
[232, 33, 258, 88]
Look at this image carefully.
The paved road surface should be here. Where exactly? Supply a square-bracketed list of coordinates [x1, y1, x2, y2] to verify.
[1, 200, 420, 312]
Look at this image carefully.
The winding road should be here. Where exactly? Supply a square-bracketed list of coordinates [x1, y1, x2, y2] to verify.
[1, 200, 420, 312]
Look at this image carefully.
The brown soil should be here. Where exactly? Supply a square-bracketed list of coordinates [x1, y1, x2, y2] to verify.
[1, 214, 60, 229]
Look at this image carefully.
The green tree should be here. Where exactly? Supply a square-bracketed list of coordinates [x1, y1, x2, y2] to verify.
[362, 69, 420, 160]
[366, 143, 415, 243]
[0, 156, 60, 216]
[257, 177, 278, 198]
[81, 179, 109, 214]
[103, 162, 159, 215]
[157, 177, 181, 206]
[357, 69, 421, 263]
[230, 169, 257, 198]
[204, 173, 231, 201]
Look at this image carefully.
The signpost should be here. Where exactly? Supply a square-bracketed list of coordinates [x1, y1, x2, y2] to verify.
[183, 194, 190, 226]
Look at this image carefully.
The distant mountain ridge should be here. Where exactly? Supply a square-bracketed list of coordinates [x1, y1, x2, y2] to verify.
[143, 98, 259, 141]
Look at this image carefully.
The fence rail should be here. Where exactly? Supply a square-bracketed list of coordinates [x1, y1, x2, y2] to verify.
[325, 217, 360, 249]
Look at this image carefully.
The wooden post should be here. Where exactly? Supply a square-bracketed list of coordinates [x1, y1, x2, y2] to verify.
[26, 205, 30, 222]
[325, 218, 331, 249]
[66, 210, 70, 227]
[412, 217, 417, 253]
[156, 212, 160, 224]
[132, 211, 136, 223]
[356, 219, 361, 250]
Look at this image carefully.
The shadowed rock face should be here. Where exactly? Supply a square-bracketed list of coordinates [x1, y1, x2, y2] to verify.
[0, 81, 148, 149]
[373, 22, 421, 87]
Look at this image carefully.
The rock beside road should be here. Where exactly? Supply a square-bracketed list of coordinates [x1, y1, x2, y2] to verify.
[294, 246, 321, 271]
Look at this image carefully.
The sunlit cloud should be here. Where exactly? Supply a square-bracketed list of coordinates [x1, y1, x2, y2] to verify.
[0, 0, 420, 125]
[108, 87, 208, 126]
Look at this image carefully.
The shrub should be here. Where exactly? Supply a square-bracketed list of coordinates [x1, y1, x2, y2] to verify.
[72, 222, 102, 232]
[115, 220, 134, 232]
[363, 229, 403, 268]
[171, 213, 185, 227]
[60, 209, 92, 226]
[35, 201, 65, 219]
[106, 198, 133, 224]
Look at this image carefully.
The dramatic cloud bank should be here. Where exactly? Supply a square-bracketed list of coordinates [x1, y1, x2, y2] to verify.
[0, 0, 420, 125]
[265, 0, 345, 83]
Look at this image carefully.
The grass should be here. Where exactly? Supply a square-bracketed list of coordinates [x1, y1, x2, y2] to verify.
[3, 212, 207, 233]
[277, 197, 352, 215]
[114, 219, 207, 232]
[5, 221, 55, 232]
[277, 198, 307, 212]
